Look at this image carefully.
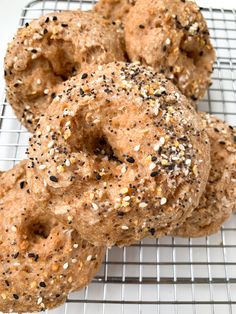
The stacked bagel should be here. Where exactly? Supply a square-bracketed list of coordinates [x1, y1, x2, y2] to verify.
[2, 0, 236, 312]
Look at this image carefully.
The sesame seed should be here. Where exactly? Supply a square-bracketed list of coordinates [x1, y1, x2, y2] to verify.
[149, 162, 156, 170]
[139, 202, 148, 208]
[11, 226, 17, 232]
[87, 255, 92, 261]
[165, 38, 171, 45]
[65, 159, 71, 167]
[159, 137, 165, 145]
[13, 294, 19, 300]
[39, 164, 46, 170]
[160, 198, 167, 205]
[149, 228, 155, 236]
[63, 262, 69, 269]
[49, 176, 58, 182]
[73, 244, 79, 248]
[150, 171, 159, 177]
[219, 140, 226, 145]
[92, 203, 98, 211]
[123, 196, 130, 202]
[121, 225, 129, 230]
[39, 282, 46, 288]
[20, 181, 25, 189]
[37, 297, 43, 305]
[153, 103, 160, 115]
[127, 156, 135, 163]
[134, 144, 140, 151]
[28, 253, 36, 258]
[49, 148, 55, 156]
[81, 73, 88, 79]
[47, 140, 54, 148]
[121, 165, 127, 174]
[96, 174, 102, 180]
[185, 159, 191, 165]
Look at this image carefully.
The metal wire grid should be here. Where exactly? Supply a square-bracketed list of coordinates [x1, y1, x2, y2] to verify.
[0, 1, 236, 314]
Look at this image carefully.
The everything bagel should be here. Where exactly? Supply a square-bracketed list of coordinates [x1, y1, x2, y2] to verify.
[0, 161, 104, 312]
[124, 0, 216, 101]
[173, 113, 236, 237]
[4, 10, 125, 132]
[27, 62, 211, 247]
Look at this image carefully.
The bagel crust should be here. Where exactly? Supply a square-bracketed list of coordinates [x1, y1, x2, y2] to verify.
[94, 0, 136, 22]
[0, 161, 104, 313]
[172, 113, 236, 238]
[4, 10, 125, 132]
[124, 0, 216, 101]
[27, 62, 210, 247]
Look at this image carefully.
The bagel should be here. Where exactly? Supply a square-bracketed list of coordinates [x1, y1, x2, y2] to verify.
[4, 10, 125, 132]
[172, 113, 236, 237]
[26, 62, 210, 247]
[124, 0, 216, 101]
[0, 161, 104, 313]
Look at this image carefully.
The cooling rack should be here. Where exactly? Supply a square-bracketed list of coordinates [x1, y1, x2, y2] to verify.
[0, 1, 236, 314]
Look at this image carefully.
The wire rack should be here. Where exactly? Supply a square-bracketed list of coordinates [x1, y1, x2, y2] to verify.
[0, 1, 236, 314]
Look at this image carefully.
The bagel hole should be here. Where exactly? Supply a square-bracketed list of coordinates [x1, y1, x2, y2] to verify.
[180, 36, 202, 66]
[25, 219, 52, 244]
[93, 136, 122, 163]
[31, 222, 50, 239]
[81, 45, 104, 64]
[46, 39, 77, 81]
[67, 118, 123, 164]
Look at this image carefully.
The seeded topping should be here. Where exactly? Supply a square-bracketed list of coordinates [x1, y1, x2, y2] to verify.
[0, 161, 105, 312]
[49, 176, 58, 182]
[13, 294, 19, 300]
[126, 156, 135, 163]
[173, 112, 236, 238]
[4, 10, 125, 132]
[27, 61, 210, 247]
[39, 282, 46, 288]
[81, 73, 88, 79]
[19, 181, 25, 189]
[124, 0, 215, 100]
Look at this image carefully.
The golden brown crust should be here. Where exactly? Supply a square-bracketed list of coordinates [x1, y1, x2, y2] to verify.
[124, 0, 216, 101]
[0, 161, 105, 313]
[173, 113, 236, 237]
[27, 62, 210, 247]
[4, 10, 125, 132]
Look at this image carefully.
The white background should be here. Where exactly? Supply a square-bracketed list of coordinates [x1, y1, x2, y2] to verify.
[0, 0, 235, 91]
